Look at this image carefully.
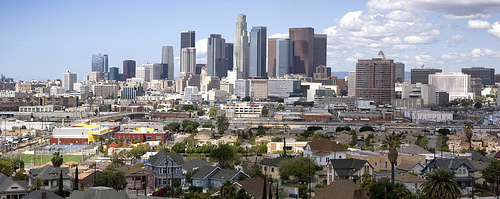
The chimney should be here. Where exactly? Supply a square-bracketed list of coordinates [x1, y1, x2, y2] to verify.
[41, 191, 47, 199]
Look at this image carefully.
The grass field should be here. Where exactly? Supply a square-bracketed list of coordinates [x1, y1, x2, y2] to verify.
[17, 154, 83, 168]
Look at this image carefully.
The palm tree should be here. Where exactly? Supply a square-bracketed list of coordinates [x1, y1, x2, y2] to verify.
[381, 132, 403, 185]
[463, 123, 473, 151]
[421, 169, 461, 199]
[220, 180, 237, 199]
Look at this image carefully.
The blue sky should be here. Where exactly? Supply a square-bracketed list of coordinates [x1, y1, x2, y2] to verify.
[1, 0, 499, 81]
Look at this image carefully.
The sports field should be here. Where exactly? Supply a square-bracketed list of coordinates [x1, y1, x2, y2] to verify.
[17, 154, 83, 168]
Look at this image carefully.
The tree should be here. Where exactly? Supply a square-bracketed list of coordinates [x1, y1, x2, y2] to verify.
[74, 166, 79, 191]
[12, 171, 29, 181]
[368, 178, 412, 199]
[95, 170, 128, 190]
[276, 103, 285, 111]
[254, 143, 267, 154]
[336, 126, 351, 132]
[51, 152, 63, 168]
[165, 122, 180, 132]
[128, 146, 146, 159]
[350, 130, 358, 147]
[172, 142, 186, 153]
[0, 158, 13, 176]
[359, 126, 375, 132]
[381, 132, 403, 185]
[57, 170, 64, 197]
[311, 132, 328, 140]
[278, 157, 316, 182]
[209, 108, 219, 117]
[463, 122, 474, 151]
[236, 188, 252, 199]
[30, 177, 43, 191]
[415, 134, 429, 149]
[209, 144, 235, 169]
[271, 137, 283, 142]
[262, 175, 267, 199]
[12, 159, 24, 172]
[261, 106, 269, 117]
[217, 116, 230, 135]
[202, 121, 214, 128]
[220, 180, 237, 199]
[482, 159, 500, 197]
[256, 126, 266, 136]
[437, 128, 451, 136]
[474, 101, 483, 109]
[420, 169, 461, 199]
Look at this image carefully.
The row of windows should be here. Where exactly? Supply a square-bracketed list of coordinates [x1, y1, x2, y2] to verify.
[117, 136, 162, 142]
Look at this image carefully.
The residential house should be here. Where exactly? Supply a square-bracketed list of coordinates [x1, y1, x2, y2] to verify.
[327, 158, 373, 184]
[75, 171, 99, 191]
[68, 186, 128, 199]
[235, 177, 276, 198]
[191, 166, 249, 192]
[29, 165, 71, 191]
[396, 161, 424, 175]
[20, 190, 64, 199]
[394, 173, 427, 194]
[347, 149, 426, 172]
[303, 139, 347, 168]
[145, 150, 184, 189]
[115, 165, 155, 197]
[422, 158, 475, 194]
[0, 173, 28, 199]
[259, 156, 291, 180]
[183, 159, 212, 174]
[313, 179, 369, 199]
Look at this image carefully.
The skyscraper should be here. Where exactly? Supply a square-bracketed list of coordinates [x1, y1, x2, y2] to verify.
[429, 72, 473, 100]
[181, 47, 196, 73]
[136, 66, 151, 82]
[161, 46, 174, 80]
[142, 63, 163, 81]
[233, 14, 250, 79]
[267, 38, 277, 77]
[225, 43, 234, 71]
[109, 67, 119, 81]
[313, 34, 327, 70]
[394, 62, 405, 83]
[62, 70, 77, 91]
[249, 26, 267, 77]
[289, 28, 314, 76]
[355, 51, 395, 105]
[461, 67, 495, 85]
[92, 53, 108, 72]
[207, 34, 227, 78]
[123, 60, 136, 79]
[276, 38, 294, 77]
[180, 31, 195, 74]
[410, 68, 442, 84]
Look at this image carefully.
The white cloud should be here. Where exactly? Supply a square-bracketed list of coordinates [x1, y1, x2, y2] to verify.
[467, 20, 491, 29]
[269, 33, 289, 39]
[415, 53, 434, 65]
[441, 48, 500, 59]
[195, 38, 208, 64]
[445, 34, 466, 46]
[487, 21, 500, 39]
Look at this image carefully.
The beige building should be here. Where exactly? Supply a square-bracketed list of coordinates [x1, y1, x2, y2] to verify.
[347, 150, 426, 172]
[267, 141, 308, 154]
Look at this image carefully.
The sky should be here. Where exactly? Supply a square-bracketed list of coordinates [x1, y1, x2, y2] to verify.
[1, 0, 500, 81]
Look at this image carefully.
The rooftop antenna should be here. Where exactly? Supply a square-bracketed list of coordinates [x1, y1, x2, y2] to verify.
[421, 64, 424, 68]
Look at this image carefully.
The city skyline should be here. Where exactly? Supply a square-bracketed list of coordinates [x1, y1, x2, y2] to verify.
[1, 0, 500, 81]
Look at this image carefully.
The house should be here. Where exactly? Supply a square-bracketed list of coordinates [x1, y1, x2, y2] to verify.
[68, 186, 128, 199]
[145, 150, 184, 189]
[303, 139, 347, 168]
[75, 171, 99, 191]
[422, 158, 475, 194]
[394, 173, 427, 194]
[29, 165, 71, 191]
[183, 159, 212, 174]
[235, 177, 276, 198]
[115, 165, 155, 197]
[347, 149, 426, 172]
[0, 173, 28, 199]
[191, 166, 249, 192]
[259, 156, 291, 180]
[21, 190, 64, 199]
[327, 158, 373, 185]
[313, 178, 368, 199]
[396, 161, 424, 175]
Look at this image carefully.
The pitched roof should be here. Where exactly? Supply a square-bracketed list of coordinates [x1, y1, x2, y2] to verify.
[183, 159, 212, 172]
[236, 177, 276, 198]
[21, 190, 64, 199]
[79, 171, 99, 187]
[397, 144, 430, 155]
[149, 150, 184, 167]
[329, 159, 371, 178]
[432, 158, 475, 171]
[115, 165, 154, 177]
[470, 150, 491, 163]
[210, 169, 240, 181]
[395, 173, 427, 183]
[259, 156, 291, 166]
[313, 179, 369, 199]
[68, 187, 128, 199]
[396, 161, 419, 171]
[306, 140, 346, 152]
[30, 165, 71, 181]
[0, 173, 27, 193]
[191, 166, 218, 179]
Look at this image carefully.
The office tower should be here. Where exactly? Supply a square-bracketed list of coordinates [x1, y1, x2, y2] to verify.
[195, 64, 204, 75]
[249, 26, 267, 77]
[62, 70, 77, 91]
[180, 31, 195, 74]
[429, 72, 472, 100]
[401, 83, 436, 106]
[471, 78, 482, 96]
[181, 47, 196, 73]
[268, 38, 277, 77]
[313, 34, 327, 70]
[233, 14, 250, 79]
[123, 60, 136, 79]
[347, 71, 356, 97]
[225, 43, 234, 71]
[355, 51, 395, 105]
[161, 46, 174, 80]
[136, 66, 151, 82]
[142, 63, 162, 81]
[394, 62, 405, 83]
[276, 38, 294, 77]
[289, 28, 314, 76]
[88, 71, 104, 82]
[410, 68, 442, 84]
[91, 53, 108, 72]
[109, 67, 119, 81]
[313, 65, 330, 79]
[461, 67, 495, 85]
[496, 74, 500, 83]
[207, 34, 227, 78]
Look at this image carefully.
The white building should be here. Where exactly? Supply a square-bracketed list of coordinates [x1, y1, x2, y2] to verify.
[184, 86, 200, 102]
[233, 14, 250, 79]
[303, 140, 346, 168]
[136, 66, 151, 82]
[347, 71, 356, 97]
[62, 70, 77, 91]
[181, 47, 196, 73]
[404, 109, 453, 122]
[208, 89, 228, 101]
[162, 46, 174, 80]
[142, 63, 163, 81]
[429, 72, 474, 100]
[267, 78, 300, 98]
[401, 83, 436, 106]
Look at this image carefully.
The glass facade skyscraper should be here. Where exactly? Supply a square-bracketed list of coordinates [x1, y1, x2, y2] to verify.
[249, 26, 267, 77]
[91, 53, 108, 72]
[207, 34, 226, 78]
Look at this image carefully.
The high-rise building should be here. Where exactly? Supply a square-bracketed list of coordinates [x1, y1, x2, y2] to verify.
[136, 66, 151, 82]
[161, 46, 174, 80]
[207, 34, 227, 78]
[109, 67, 119, 81]
[91, 53, 108, 72]
[429, 72, 473, 100]
[180, 31, 195, 75]
[410, 68, 442, 84]
[249, 26, 267, 77]
[267, 38, 277, 77]
[347, 71, 356, 97]
[123, 60, 136, 80]
[181, 47, 196, 73]
[313, 34, 327, 70]
[62, 70, 77, 91]
[461, 67, 495, 85]
[225, 43, 234, 71]
[289, 28, 314, 76]
[276, 38, 294, 77]
[355, 51, 395, 105]
[233, 14, 250, 79]
[142, 63, 163, 81]
[394, 62, 405, 83]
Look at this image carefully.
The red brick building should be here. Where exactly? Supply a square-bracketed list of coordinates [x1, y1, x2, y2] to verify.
[114, 128, 170, 143]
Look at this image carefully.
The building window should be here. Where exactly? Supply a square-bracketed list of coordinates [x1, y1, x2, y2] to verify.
[147, 136, 152, 141]
[156, 136, 162, 141]
[271, 168, 275, 172]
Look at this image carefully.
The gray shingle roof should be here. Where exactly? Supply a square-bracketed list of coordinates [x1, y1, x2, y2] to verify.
[0, 173, 22, 193]
[149, 150, 184, 166]
[432, 158, 475, 171]
[183, 159, 212, 172]
[68, 187, 128, 199]
[470, 150, 491, 163]
[191, 166, 218, 179]
[259, 156, 291, 166]
[329, 159, 370, 178]
[210, 169, 239, 181]
[29, 165, 71, 181]
[21, 190, 64, 199]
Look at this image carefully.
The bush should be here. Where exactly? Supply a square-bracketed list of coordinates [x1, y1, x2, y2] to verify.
[271, 137, 283, 142]
[359, 126, 374, 132]
[336, 126, 351, 132]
